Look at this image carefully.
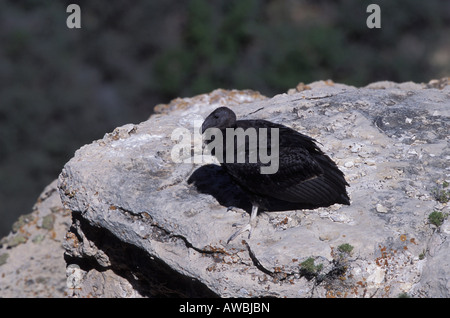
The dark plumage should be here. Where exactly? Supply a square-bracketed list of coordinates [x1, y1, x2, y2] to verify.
[201, 107, 350, 243]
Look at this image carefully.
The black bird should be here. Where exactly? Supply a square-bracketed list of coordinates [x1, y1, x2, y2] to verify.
[201, 107, 350, 243]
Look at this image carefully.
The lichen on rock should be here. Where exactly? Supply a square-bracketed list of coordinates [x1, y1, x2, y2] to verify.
[2, 79, 449, 298]
[58, 79, 450, 297]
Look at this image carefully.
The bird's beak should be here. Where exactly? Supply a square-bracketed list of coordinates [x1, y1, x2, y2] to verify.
[201, 118, 212, 134]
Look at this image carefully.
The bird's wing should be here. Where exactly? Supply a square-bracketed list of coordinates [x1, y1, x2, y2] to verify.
[237, 119, 323, 153]
[223, 146, 342, 205]
[220, 119, 349, 206]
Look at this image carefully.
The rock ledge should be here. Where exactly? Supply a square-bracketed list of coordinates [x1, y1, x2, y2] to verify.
[58, 79, 450, 297]
[1, 79, 449, 297]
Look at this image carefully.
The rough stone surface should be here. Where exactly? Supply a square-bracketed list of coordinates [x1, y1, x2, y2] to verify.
[1, 79, 449, 298]
[0, 180, 69, 297]
[57, 79, 450, 297]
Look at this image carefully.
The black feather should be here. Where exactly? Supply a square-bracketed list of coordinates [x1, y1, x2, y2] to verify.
[201, 107, 350, 212]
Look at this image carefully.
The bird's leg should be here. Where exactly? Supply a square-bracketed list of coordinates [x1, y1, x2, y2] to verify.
[227, 205, 258, 244]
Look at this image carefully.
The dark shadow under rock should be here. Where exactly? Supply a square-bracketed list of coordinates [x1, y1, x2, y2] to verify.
[65, 212, 219, 298]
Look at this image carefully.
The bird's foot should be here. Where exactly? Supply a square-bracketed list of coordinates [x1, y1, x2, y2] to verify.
[226, 205, 259, 244]
[227, 223, 252, 244]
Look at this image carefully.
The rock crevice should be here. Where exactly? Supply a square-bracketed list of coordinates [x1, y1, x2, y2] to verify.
[58, 81, 450, 297]
[2, 80, 448, 298]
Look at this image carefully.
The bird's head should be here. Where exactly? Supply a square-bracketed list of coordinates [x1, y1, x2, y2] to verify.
[201, 107, 237, 134]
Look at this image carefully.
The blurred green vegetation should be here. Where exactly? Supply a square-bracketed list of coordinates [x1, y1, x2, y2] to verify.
[0, 0, 448, 236]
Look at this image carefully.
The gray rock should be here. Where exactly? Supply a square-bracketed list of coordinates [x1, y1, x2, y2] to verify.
[0, 180, 69, 297]
[57, 80, 450, 297]
[414, 235, 450, 297]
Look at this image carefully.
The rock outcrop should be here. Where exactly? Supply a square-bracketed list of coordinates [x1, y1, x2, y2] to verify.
[1, 79, 449, 297]
[0, 180, 68, 297]
[58, 80, 450, 297]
